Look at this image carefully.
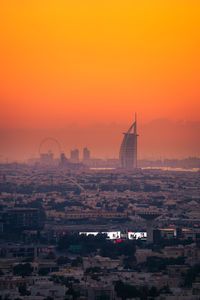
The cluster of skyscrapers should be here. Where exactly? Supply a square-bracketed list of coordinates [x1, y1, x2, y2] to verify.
[70, 147, 90, 163]
[38, 114, 139, 170]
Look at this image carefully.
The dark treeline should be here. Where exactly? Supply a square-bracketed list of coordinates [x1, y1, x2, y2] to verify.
[58, 233, 136, 259]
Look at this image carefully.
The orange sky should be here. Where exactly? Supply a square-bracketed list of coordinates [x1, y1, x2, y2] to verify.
[0, 0, 200, 130]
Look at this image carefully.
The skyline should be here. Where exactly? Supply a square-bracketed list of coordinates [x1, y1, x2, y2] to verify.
[0, 1, 200, 161]
[0, 118, 199, 162]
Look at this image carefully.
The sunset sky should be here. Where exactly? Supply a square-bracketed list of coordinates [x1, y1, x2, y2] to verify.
[0, 0, 200, 160]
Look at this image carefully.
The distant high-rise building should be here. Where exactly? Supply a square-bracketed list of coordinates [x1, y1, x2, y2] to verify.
[119, 113, 139, 169]
[83, 147, 90, 161]
[60, 152, 67, 162]
[40, 151, 54, 165]
[60, 153, 69, 166]
[70, 149, 79, 163]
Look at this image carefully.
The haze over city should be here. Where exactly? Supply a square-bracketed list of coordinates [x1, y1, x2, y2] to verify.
[0, 119, 200, 162]
[1, 2, 200, 300]
[0, 1, 200, 162]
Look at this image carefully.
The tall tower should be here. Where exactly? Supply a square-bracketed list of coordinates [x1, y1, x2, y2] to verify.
[70, 149, 79, 163]
[83, 147, 90, 161]
[119, 113, 139, 169]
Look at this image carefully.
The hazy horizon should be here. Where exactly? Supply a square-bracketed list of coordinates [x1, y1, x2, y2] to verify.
[0, 118, 199, 162]
[1, 1, 200, 162]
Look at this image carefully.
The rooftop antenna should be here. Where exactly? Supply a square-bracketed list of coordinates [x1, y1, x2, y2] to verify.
[134, 112, 137, 134]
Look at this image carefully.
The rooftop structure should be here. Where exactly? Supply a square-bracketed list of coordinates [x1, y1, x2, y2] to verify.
[138, 211, 161, 221]
[138, 210, 161, 243]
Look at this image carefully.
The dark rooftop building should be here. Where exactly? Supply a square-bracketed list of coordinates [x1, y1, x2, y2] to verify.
[1, 208, 45, 233]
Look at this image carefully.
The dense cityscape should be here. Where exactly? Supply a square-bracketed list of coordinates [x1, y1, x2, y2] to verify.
[1, 0, 200, 298]
[0, 117, 200, 300]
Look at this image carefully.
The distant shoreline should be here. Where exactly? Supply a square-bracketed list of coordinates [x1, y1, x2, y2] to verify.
[90, 167, 199, 172]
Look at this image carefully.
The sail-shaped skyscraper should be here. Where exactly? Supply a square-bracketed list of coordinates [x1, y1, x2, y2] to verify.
[119, 113, 138, 169]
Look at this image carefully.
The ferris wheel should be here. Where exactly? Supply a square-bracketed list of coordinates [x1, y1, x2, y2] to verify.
[39, 137, 62, 158]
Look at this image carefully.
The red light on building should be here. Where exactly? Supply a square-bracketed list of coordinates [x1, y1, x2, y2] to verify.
[62, 231, 66, 235]
[116, 239, 122, 243]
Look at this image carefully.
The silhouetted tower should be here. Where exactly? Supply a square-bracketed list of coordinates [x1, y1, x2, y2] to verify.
[60, 153, 68, 163]
[138, 211, 161, 243]
[60, 153, 70, 168]
[119, 113, 139, 169]
[83, 147, 90, 161]
[70, 149, 79, 163]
